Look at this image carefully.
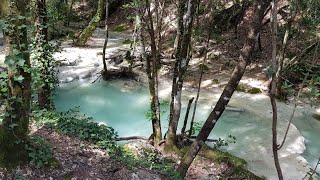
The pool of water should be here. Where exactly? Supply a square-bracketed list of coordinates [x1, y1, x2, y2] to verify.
[54, 79, 320, 179]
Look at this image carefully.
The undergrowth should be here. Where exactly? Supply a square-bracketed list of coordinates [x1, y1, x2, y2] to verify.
[32, 107, 181, 179]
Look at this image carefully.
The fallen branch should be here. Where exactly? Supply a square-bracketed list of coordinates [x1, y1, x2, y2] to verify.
[190, 136, 218, 142]
[91, 74, 102, 83]
[284, 41, 319, 69]
[113, 136, 149, 141]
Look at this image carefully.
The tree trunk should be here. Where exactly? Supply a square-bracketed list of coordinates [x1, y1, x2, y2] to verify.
[75, 0, 104, 46]
[138, 2, 162, 145]
[102, 0, 109, 77]
[177, 0, 271, 177]
[171, 0, 186, 58]
[145, 0, 162, 145]
[188, 63, 204, 138]
[270, 0, 284, 179]
[0, 0, 31, 168]
[181, 97, 194, 135]
[167, 0, 197, 147]
[35, 0, 52, 109]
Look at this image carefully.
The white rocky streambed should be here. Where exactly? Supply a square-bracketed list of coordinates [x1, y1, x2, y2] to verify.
[0, 29, 319, 179]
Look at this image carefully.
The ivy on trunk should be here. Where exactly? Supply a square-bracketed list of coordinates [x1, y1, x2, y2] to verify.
[0, 0, 32, 168]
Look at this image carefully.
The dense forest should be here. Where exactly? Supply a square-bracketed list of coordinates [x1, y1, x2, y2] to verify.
[0, 0, 319, 179]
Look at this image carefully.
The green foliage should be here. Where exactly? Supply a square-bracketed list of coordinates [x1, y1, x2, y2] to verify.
[111, 24, 129, 32]
[25, 137, 53, 168]
[50, 108, 117, 141]
[114, 150, 182, 180]
[144, 99, 170, 121]
[191, 121, 203, 135]
[30, 35, 59, 107]
[303, 77, 320, 104]
[13, 175, 30, 180]
[298, 0, 320, 28]
[191, 121, 236, 149]
[122, 0, 145, 9]
[0, 16, 31, 119]
[34, 108, 119, 154]
[213, 135, 236, 149]
[47, 0, 69, 22]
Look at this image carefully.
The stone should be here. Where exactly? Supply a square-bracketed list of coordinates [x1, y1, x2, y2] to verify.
[123, 140, 164, 163]
[312, 113, 320, 121]
[131, 169, 162, 180]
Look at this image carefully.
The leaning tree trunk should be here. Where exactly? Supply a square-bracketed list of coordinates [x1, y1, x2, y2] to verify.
[0, 0, 31, 168]
[35, 0, 52, 109]
[177, 0, 271, 177]
[102, 0, 109, 77]
[275, 4, 296, 98]
[75, 0, 104, 46]
[166, 0, 197, 147]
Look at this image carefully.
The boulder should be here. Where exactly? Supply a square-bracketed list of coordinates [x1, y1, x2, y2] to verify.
[131, 169, 162, 180]
[312, 112, 320, 121]
[123, 140, 164, 163]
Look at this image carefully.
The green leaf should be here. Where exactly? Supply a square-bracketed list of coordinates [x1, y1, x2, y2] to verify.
[0, 72, 8, 79]
[4, 56, 14, 65]
[1, 87, 7, 93]
[9, 123, 18, 129]
[17, 58, 25, 66]
[17, 16, 26, 20]
[14, 75, 24, 82]
[0, 20, 6, 30]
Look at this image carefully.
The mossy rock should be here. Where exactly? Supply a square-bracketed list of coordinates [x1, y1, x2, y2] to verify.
[236, 83, 262, 94]
[248, 87, 262, 94]
[199, 145, 247, 168]
[212, 79, 219, 84]
[123, 140, 165, 163]
[112, 24, 129, 32]
[236, 83, 248, 92]
[199, 145, 264, 179]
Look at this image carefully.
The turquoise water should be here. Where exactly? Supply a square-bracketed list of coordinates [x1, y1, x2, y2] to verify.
[54, 79, 320, 178]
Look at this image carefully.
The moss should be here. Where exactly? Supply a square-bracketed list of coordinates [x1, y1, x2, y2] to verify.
[163, 143, 183, 157]
[200, 145, 246, 167]
[236, 83, 262, 94]
[199, 145, 264, 179]
[75, 0, 104, 46]
[212, 79, 219, 84]
[49, 158, 60, 169]
[112, 24, 129, 32]
[236, 83, 248, 92]
[63, 175, 72, 180]
[248, 87, 262, 94]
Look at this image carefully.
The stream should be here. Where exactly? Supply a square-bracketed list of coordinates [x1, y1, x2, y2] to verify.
[1, 28, 318, 179]
[52, 29, 319, 180]
[54, 78, 320, 180]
